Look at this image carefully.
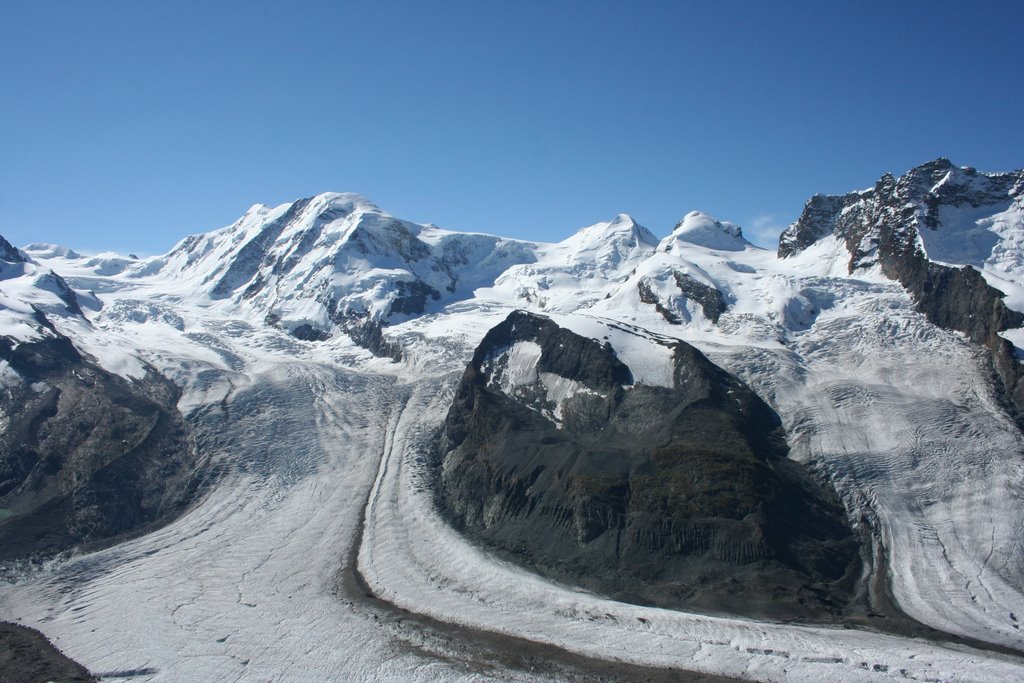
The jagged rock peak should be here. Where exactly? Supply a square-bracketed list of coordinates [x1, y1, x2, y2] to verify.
[0, 234, 27, 263]
[776, 158, 1024, 424]
[778, 158, 1024, 259]
[776, 191, 869, 258]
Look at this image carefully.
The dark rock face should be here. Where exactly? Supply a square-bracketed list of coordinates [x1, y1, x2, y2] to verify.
[340, 319, 403, 361]
[637, 279, 681, 323]
[437, 311, 861, 620]
[0, 621, 96, 683]
[0, 235, 27, 263]
[389, 279, 441, 316]
[0, 325, 199, 562]
[777, 193, 861, 258]
[637, 271, 728, 324]
[779, 159, 1024, 420]
[674, 272, 728, 323]
[290, 323, 331, 342]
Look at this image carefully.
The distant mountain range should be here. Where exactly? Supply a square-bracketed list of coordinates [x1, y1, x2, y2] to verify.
[2, 159, 1023, 681]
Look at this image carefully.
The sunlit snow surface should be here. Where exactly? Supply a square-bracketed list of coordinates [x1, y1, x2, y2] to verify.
[3, 208, 1024, 681]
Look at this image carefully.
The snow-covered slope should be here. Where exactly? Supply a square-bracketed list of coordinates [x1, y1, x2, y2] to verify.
[662, 210, 752, 253]
[0, 235, 86, 341]
[473, 212, 657, 314]
[3, 161, 1024, 682]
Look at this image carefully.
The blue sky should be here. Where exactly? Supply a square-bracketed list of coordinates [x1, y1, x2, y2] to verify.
[2, 1, 1022, 253]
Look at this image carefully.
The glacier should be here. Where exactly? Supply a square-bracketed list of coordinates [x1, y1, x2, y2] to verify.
[2, 161, 1024, 681]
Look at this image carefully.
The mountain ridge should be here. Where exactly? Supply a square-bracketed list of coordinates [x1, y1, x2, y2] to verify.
[779, 158, 1024, 419]
[3, 159, 1024, 681]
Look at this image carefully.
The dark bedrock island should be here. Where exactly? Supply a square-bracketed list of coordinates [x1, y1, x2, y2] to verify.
[436, 311, 864, 622]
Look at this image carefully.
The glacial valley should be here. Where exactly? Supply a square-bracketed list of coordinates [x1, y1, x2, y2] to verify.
[2, 160, 1024, 681]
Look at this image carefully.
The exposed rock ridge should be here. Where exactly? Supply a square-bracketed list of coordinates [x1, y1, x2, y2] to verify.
[0, 234, 27, 263]
[437, 311, 861, 620]
[673, 271, 728, 323]
[779, 159, 1024, 419]
[637, 270, 728, 324]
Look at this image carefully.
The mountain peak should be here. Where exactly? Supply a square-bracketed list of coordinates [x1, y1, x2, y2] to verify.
[660, 211, 749, 253]
[308, 192, 382, 216]
[608, 212, 638, 227]
[915, 157, 956, 175]
[22, 243, 82, 260]
[564, 213, 658, 246]
[0, 234, 28, 263]
[550, 215, 659, 275]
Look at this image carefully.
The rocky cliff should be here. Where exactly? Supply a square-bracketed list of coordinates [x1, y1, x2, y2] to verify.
[437, 311, 861, 620]
[779, 158, 1024, 419]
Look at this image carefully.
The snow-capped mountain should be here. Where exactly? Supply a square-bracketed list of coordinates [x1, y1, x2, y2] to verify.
[0, 235, 87, 340]
[477, 212, 658, 314]
[3, 159, 1024, 682]
[780, 158, 1024, 418]
[143, 193, 537, 342]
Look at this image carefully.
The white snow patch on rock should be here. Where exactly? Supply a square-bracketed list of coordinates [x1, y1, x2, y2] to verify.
[484, 340, 542, 392]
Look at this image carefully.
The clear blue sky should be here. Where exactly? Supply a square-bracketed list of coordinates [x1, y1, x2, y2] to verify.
[2, 1, 1022, 253]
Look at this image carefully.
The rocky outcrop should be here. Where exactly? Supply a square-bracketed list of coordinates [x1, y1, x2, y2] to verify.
[339, 318, 403, 361]
[0, 622, 96, 683]
[0, 234, 27, 263]
[637, 279, 681, 323]
[779, 159, 1024, 420]
[637, 271, 728, 325]
[674, 271, 728, 322]
[436, 311, 861, 620]
[0, 322, 199, 562]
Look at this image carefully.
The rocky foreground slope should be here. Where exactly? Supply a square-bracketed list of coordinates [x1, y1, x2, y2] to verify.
[0, 621, 95, 683]
[0, 331, 196, 563]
